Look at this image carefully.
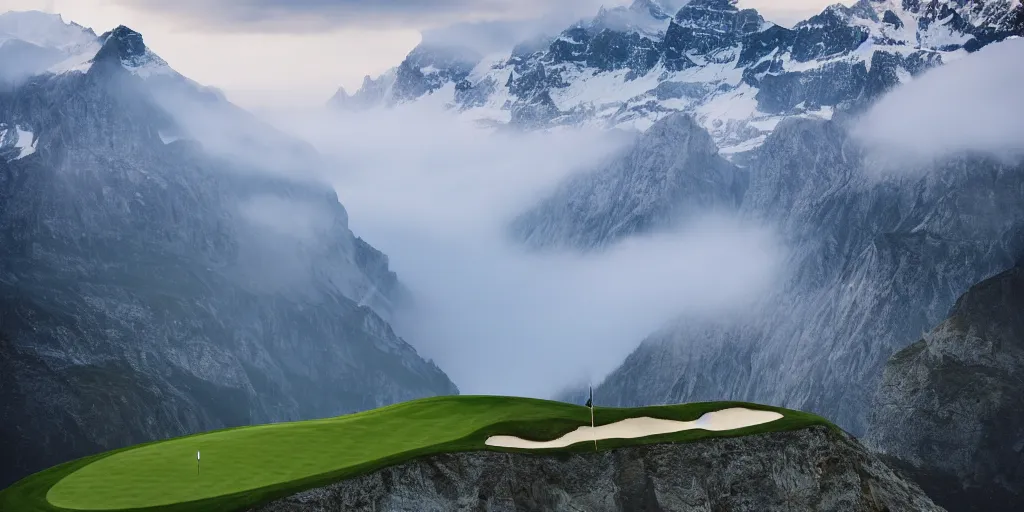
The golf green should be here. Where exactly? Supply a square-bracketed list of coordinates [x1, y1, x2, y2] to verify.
[0, 396, 834, 512]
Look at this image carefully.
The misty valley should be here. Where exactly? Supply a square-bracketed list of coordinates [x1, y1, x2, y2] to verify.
[1, 1, 1023, 511]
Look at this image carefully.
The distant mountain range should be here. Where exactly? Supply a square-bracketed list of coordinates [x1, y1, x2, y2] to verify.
[331, 0, 1023, 155]
[332, 0, 1024, 438]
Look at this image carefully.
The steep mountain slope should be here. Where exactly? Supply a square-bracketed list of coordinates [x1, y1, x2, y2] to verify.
[585, 113, 1024, 435]
[0, 18, 457, 488]
[865, 259, 1024, 512]
[510, 112, 745, 249]
[333, 0, 1023, 154]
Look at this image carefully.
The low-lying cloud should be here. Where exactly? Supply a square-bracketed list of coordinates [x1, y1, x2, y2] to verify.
[389, 218, 783, 398]
[267, 100, 785, 399]
[110, 0, 625, 32]
[852, 37, 1024, 165]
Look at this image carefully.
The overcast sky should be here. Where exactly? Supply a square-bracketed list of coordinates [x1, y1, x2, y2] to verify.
[0, 0, 852, 108]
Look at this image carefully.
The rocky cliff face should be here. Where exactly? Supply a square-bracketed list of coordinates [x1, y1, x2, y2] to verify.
[0, 19, 458, 488]
[510, 112, 745, 250]
[864, 260, 1024, 511]
[584, 116, 1024, 436]
[253, 426, 943, 512]
[334, 0, 1023, 154]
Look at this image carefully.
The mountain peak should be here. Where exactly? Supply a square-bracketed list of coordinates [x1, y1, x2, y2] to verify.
[95, 25, 147, 63]
[679, 0, 740, 12]
[673, 0, 765, 34]
[629, 0, 671, 20]
[86, 24, 174, 78]
[0, 10, 96, 50]
[0, 9, 69, 29]
[328, 86, 350, 107]
[587, 0, 675, 35]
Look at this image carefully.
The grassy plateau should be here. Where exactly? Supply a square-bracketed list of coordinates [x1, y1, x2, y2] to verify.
[0, 395, 834, 512]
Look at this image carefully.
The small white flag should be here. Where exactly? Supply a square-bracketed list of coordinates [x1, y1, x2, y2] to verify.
[197, 450, 201, 460]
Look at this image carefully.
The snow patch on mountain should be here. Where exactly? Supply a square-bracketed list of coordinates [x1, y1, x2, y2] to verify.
[0, 123, 37, 160]
[46, 41, 100, 74]
[157, 130, 181, 145]
[336, 0, 1022, 155]
[121, 50, 174, 78]
[13, 126, 36, 159]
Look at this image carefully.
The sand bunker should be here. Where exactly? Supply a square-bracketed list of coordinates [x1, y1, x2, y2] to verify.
[484, 407, 784, 450]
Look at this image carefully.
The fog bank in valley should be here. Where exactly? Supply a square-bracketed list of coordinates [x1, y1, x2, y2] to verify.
[266, 101, 786, 398]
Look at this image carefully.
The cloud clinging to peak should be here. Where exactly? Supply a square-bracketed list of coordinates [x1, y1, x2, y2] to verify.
[853, 37, 1024, 165]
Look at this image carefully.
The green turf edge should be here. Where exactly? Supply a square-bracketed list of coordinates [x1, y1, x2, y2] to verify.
[0, 398, 837, 512]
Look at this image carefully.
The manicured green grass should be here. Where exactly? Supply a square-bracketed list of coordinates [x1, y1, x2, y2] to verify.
[0, 395, 835, 512]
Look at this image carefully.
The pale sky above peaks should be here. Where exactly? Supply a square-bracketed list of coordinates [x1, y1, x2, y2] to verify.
[0, 0, 855, 109]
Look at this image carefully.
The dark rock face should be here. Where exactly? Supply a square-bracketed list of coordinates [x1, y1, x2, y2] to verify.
[756, 61, 869, 114]
[951, 0, 1024, 51]
[882, 10, 903, 29]
[390, 43, 480, 103]
[865, 261, 1024, 511]
[94, 25, 146, 63]
[252, 427, 943, 512]
[591, 118, 1024, 435]
[791, 7, 870, 63]
[0, 31, 457, 488]
[738, 25, 796, 67]
[546, 26, 589, 64]
[586, 29, 662, 78]
[510, 113, 745, 250]
[667, 0, 765, 56]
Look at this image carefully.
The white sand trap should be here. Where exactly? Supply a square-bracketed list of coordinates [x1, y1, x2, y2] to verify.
[484, 407, 784, 450]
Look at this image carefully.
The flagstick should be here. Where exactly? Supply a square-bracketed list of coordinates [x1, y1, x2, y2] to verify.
[591, 385, 597, 452]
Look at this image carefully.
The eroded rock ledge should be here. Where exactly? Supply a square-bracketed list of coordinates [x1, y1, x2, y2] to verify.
[253, 426, 942, 512]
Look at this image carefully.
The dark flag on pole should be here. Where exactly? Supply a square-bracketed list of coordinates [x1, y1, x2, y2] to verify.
[587, 386, 596, 450]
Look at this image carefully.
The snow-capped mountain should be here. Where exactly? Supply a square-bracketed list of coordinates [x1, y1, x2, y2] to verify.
[0, 13, 457, 488]
[0, 10, 182, 85]
[0, 10, 97, 82]
[334, 0, 1023, 154]
[0, 11, 178, 81]
[0, 9, 93, 49]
